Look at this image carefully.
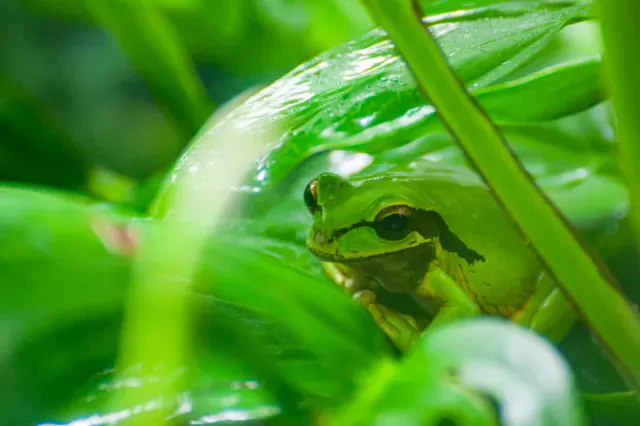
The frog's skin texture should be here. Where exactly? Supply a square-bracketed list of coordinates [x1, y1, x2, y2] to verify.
[305, 166, 576, 351]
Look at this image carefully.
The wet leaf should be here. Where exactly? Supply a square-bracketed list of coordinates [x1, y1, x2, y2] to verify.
[156, 2, 593, 212]
[421, 0, 594, 15]
[44, 301, 307, 426]
[334, 319, 585, 425]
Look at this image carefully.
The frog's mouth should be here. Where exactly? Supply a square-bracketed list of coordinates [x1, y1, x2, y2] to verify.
[308, 246, 347, 262]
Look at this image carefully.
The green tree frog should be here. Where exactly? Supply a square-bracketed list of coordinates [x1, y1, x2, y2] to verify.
[304, 166, 576, 351]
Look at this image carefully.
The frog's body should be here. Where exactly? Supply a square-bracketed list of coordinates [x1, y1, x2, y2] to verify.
[305, 166, 575, 350]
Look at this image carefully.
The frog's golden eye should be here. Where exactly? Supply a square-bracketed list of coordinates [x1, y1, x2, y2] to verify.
[304, 179, 319, 214]
[374, 205, 414, 241]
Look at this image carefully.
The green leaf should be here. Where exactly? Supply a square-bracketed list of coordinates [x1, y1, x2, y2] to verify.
[47, 301, 308, 426]
[421, 0, 594, 15]
[476, 56, 604, 123]
[335, 56, 607, 154]
[0, 186, 132, 344]
[0, 79, 88, 190]
[0, 186, 132, 424]
[333, 319, 585, 425]
[89, 0, 213, 139]
[196, 234, 393, 374]
[4, 315, 123, 426]
[156, 2, 593, 210]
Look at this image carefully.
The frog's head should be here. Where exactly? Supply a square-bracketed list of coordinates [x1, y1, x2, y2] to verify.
[304, 172, 441, 293]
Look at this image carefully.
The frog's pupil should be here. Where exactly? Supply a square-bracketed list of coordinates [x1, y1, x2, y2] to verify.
[376, 213, 411, 240]
[304, 182, 318, 213]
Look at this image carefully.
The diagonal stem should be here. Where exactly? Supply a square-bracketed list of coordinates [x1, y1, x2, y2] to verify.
[361, 0, 640, 392]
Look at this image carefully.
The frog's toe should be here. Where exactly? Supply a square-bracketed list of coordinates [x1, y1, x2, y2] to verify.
[398, 312, 420, 330]
[366, 303, 400, 336]
[370, 304, 421, 351]
[352, 290, 420, 351]
[353, 289, 377, 305]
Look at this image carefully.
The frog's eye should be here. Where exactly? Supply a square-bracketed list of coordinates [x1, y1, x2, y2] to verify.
[304, 179, 319, 214]
[374, 205, 413, 241]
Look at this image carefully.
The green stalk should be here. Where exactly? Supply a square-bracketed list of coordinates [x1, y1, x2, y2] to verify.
[600, 2, 640, 270]
[108, 110, 268, 423]
[361, 0, 640, 391]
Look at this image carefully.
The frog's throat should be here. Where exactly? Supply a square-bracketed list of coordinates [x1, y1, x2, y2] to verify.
[337, 243, 435, 294]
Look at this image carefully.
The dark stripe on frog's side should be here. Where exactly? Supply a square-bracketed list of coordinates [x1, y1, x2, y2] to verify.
[326, 209, 486, 266]
[428, 211, 485, 265]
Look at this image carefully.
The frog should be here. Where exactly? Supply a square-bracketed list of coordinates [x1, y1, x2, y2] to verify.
[304, 165, 577, 351]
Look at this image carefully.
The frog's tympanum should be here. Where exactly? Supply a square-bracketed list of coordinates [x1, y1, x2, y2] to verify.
[305, 166, 575, 351]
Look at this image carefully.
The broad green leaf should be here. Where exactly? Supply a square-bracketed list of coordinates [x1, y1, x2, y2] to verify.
[155, 2, 592, 214]
[320, 56, 606, 155]
[6, 316, 122, 426]
[0, 186, 132, 424]
[0, 186, 132, 344]
[333, 319, 585, 425]
[44, 301, 307, 426]
[324, 57, 606, 163]
[89, 0, 213, 139]
[196, 234, 393, 372]
[476, 56, 604, 123]
[0, 79, 88, 189]
[0, 186, 391, 424]
[421, 0, 594, 15]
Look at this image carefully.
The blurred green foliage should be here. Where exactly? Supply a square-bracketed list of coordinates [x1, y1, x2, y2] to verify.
[3, 0, 640, 425]
[0, 0, 373, 181]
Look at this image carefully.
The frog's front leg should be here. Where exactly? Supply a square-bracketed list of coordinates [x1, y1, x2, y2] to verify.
[354, 290, 422, 351]
[511, 275, 577, 344]
[416, 267, 482, 328]
[323, 261, 421, 350]
[358, 267, 482, 352]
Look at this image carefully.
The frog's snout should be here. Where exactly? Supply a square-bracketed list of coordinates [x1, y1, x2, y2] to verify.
[313, 229, 333, 245]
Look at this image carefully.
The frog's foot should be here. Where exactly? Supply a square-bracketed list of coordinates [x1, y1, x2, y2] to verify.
[354, 290, 421, 352]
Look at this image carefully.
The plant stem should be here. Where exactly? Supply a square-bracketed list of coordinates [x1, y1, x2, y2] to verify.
[361, 0, 640, 392]
[600, 1, 640, 275]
